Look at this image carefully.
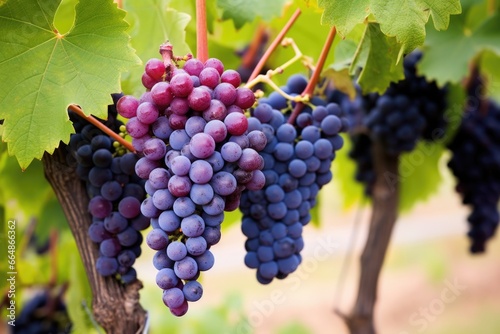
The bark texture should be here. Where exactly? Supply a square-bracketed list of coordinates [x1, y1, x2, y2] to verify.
[43, 147, 147, 334]
[344, 140, 400, 334]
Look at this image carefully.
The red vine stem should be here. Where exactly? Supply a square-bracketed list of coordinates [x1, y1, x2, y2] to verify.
[288, 26, 337, 125]
[247, 8, 302, 82]
[68, 104, 136, 153]
[196, 0, 209, 62]
[242, 24, 267, 68]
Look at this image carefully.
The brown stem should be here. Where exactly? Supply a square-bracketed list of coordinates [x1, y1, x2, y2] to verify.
[248, 8, 302, 82]
[242, 24, 267, 68]
[288, 26, 337, 125]
[196, 0, 209, 63]
[343, 140, 399, 334]
[68, 104, 135, 153]
[43, 147, 146, 334]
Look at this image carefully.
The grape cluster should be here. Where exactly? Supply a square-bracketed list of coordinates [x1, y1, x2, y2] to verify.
[69, 95, 148, 284]
[118, 56, 265, 315]
[447, 99, 500, 253]
[14, 289, 72, 334]
[239, 74, 348, 284]
[334, 51, 448, 194]
[361, 52, 448, 155]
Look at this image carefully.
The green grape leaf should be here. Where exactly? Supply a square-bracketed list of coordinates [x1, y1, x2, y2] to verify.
[398, 142, 444, 212]
[0, 0, 140, 169]
[370, 0, 462, 57]
[122, 0, 191, 96]
[351, 23, 405, 94]
[217, 0, 288, 29]
[418, 11, 500, 86]
[331, 39, 358, 72]
[318, 0, 369, 37]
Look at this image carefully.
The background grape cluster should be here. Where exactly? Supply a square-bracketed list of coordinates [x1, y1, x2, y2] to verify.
[68, 95, 149, 284]
[117, 56, 266, 316]
[13, 288, 72, 334]
[447, 99, 500, 253]
[338, 51, 449, 194]
[239, 74, 348, 283]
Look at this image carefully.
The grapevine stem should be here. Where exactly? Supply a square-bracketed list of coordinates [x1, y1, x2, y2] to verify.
[249, 74, 308, 103]
[68, 104, 136, 153]
[242, 24, 267, 68]
[245, 37, 309, 93]
[247, 8, 302, 82]
[288, 26, 337, 125]
[267, 38, 303, 77]
[196, 0, 209, 63]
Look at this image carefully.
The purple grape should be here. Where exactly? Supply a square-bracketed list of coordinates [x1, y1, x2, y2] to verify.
[151, 82, 174, 108]
[156, 268, 179, 289]
[170, 72, 194, 97]
[188, 160, 213, 184]
[146, 228, 170, 250]
[117, 95, 139, 118]
[167, 241, 188, 261]
[145, 58, 165, 80]
[136, 102, 159, 125]
[100, 237, 122, 257]
[163, 287, 186, 309]
[180, 214, 205, 237]
[188, 87, 212, 111]
[199, 67, 220, 89]
[96, 257, 118, 276]
[183, 280, 203, 302]
[173, 256, 198, 280]
[194, 250, 214, 271]
[220, 69, 241, 88]
[158, 210, 181, 233]
[204, 120, 227, 143]
[89, 196, 113, 219]
[189, 133, 216, 159]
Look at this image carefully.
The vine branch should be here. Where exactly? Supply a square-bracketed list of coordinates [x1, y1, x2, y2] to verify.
[43, 146, 146, 334]
[196, 0, 209, 63]
[339, 140, 400, 334]
[247, 8, 301, 82]
[68, 104, 135, 153]
[288, 26, 337, 125]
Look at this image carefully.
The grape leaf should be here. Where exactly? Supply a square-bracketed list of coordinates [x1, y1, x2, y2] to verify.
[398, 142, 444, 212]
[122, 0, 191, 96]
[318, 0, 369, 37]
[0, 0, 140, 169]
[217, 0, 288, 29]
[419, 11, 500, 87]
[318, 0, 461, 58]
[370, 0, 462, 57]
[351, 23, 405, 94]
